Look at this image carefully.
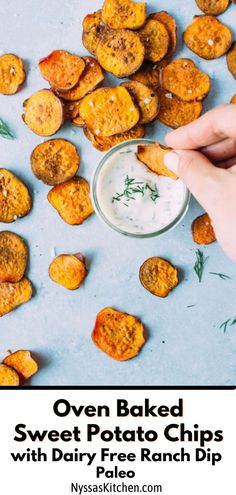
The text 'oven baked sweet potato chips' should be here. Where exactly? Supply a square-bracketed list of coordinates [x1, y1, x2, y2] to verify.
[38, 50, 85, 91]
[3, 350, 38, 382]
[192, 213, 216, 245]
[184, 15, 232, 59]
[139, 18, 169, 63]
[102, 0, 146, 30]
[140, 257, 178, 297]
[55, 56, 104, 101]
[161, 59, 211, 101]
[137, 143, 178, 180]
[0, 54, 26, 95]
[23, 89, 64, 136]
[157, 87, 203, 128]
[47, 177, 94, 225]
[0, 231, 28, 283]
[92, 307, 145, 361]
[0, 277, 32, 317]
[84, 125, 145, 151]
[49, 254, 87, 290]
[121, 81, 159, 124]
[0, 168, 32, 223]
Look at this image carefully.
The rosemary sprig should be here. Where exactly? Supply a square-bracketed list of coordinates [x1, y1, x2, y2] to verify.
[0, 118, 15, 139]
[220, 317, 236, 333]
[194, 249, 208, 283]
[209, 272, 231, 280]
[112, 175, 160, 206]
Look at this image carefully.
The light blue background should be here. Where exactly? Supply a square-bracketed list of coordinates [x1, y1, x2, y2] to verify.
[0, 0, 236, 385]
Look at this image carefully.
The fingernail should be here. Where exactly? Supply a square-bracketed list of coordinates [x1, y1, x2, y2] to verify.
[164, 151, 180, 174]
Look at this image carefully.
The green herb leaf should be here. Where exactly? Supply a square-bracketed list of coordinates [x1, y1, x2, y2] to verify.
[0, 118, 15, 140]
[209, 272, 231, 280]
[220, 317, 236, 333]
[112, 176, 160, 207]
[194, 249, 208, 283]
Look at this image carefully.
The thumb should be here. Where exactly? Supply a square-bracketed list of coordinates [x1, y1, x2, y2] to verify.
[164, 149, 223, 213]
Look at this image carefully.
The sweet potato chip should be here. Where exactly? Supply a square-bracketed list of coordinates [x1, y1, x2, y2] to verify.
[96, 29, 145, 78]
[102, 0, 146, 30]
[150, 11, 177, 57]
[3, 350, 38, 382]
[38, 50, 85, 91]
[22, 89, 64, 136]
[80, 87, 140, 137]
[230, 94, 236, 104]
[192, 213, 216, 244]
[157, 87, 203, 128]
[130, 60, 168, 89]
[47, 177, 94, 225]
[121, 81, 159, 124]
[0, 231, 28, 283]
[139, 18, 169, 63]
[0, 364, 19, 386]
[137, 143, 178, 180]
[0, 168, 32, 223]
[0, 54, 26, 95]
[84, 125, 145, 151]
[63, 100, 82, 120]
[49, 254, 87, 290]
[0, 277, 32, 317]
[72, 113, 86, 128]
[92, 307, 145, 361]
[227, 42, 236, 79]
[55, 57, 104, 101]
[184, 15, 232, 60]
[140, 257, 178, 297]
[161, 59, 211, 101]
[31, 139, 80, 186]
[82, 10, 110, 56]
[195, 0, 229, 15]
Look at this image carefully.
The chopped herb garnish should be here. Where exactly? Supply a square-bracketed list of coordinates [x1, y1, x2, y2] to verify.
[112, 175, 159, 206]
[0, 118, 15, 139]
[220, 317, 236, 333]
[194, 249, 208, 283]
[187, 304, 196, 308]
[145, 183, 160, 203]
[209, 272, 231, 280]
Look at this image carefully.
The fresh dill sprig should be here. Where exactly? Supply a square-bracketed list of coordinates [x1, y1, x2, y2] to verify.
[194, 249, 208, 283]
[112, 175, 160, 206]
[0, 118, 15, 139]
[220, 317, 236, 333]
[209, 272, 231, 280]
[145, 183, 160, 203]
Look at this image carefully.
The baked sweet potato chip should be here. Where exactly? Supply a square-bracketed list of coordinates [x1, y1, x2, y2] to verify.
[0, 54, 26, 95]
[130, 60, 168, 89]
[139, 18, 169, 63]
[84, 125, 145, 151]
[82, 10, 110, 56]
[0, 364, 19, 386]
[80, 87, 140, 137]
[64, 100, 82, 120]
[72, 113, 86, 128]
[140, 257, 178, 297]
[161, 59, 211, 102]
[38, 50, 85, 91]
[184, 15, 232, 60]
[102, 0, 146, 30]
[49, 254, 87, 290]
[31, 139, 80, 186]
[157, 87, 203, 128]
[22, 89, 64, 136]
[121, 81, 159, 124]
[47, 177, 94, 225]
[0, 277, 32, 317]
[192, 213, 216, 244]
[227, 42, 236, 79]
[0, 168, 32, 223]
[195, 0, 229, 15]
[96, 30, 145, 78]
[3, 351, 38, 382]
[55, 56, 104, 101]
[92, 307, 145, 361]
[230, 95, 236, 104]
[150, 11, 177, 57]
[0, 231, 28, 283]
[137, 143, 178, 180]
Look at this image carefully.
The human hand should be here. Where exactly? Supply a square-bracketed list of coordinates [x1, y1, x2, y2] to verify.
[164, 104, 236, 261]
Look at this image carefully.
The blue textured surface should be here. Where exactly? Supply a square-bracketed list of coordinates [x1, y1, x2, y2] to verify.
[0, 0, 236, 385]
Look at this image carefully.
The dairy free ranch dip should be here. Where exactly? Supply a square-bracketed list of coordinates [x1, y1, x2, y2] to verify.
[92, 141, 189, 237]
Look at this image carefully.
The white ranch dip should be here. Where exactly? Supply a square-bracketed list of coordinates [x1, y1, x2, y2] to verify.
[95, 143, 187, 236]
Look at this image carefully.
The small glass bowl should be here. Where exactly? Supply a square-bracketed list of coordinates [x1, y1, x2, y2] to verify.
[91, 139, 190, 239]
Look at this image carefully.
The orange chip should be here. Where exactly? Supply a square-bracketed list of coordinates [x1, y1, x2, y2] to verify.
[230, 95, 236, 104]
[121, 81, 159, 124]
[150, 11, 177, 57]
[3, 351, 38, 382]
[84, 125, 145, 151]
[192, 213, 216, 244]
[139, 18, 169, 63]
[47, 177, 94, 225]
[139, 257, 178, 297]
[161, 59, 211, 102]
[0, 277, 33, 317]
[49, 254, 87, 290]
[0, 54, 26, 95]
[82, 10, 110, 56]
[227, 42, 236, 79]
[102, 0, 146, 30]
[22, 89, 64, 136]
[130, 60, 168, 89]
[64, 100, 82, 120]
[38, 50, 85, 91]
[0, 168, 32, 223]
[184, 15, 233, 60]
[0, 364, 19, 386]
[0, 231, 28, 283]
[137, 143, 178, 180]
[195, 0, 229, 15]
[31, 139, 80, 186]
[157, 87, 203, 128]
[55, 57, 104, 101]
[72, 114, 86, 128]
[92, 307, 145, 361]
